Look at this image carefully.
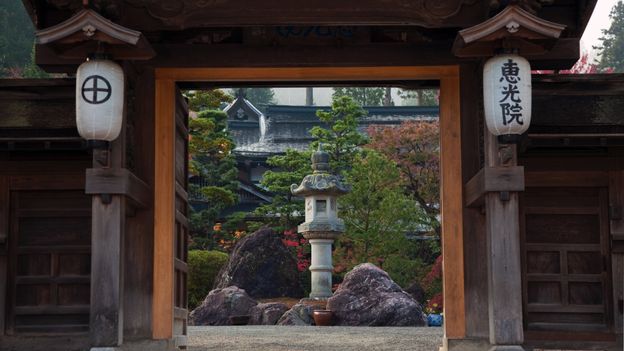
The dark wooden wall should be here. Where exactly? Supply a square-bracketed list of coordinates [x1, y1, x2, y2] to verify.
[121, 66, 157, 341]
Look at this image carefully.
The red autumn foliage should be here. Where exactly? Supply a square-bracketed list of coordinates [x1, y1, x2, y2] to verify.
[422, 255, 443, 288]
[282, 229, 310, 272]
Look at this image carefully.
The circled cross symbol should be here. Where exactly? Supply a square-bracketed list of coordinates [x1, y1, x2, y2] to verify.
[81, 75, 112, 104]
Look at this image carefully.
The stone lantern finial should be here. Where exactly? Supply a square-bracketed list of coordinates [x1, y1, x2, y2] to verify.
[312, 143, 330, 174]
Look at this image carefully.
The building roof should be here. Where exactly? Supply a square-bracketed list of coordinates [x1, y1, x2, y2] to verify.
[227, 100, 440, 156]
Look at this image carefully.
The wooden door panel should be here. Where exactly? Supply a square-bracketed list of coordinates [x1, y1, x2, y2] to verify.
[525, 214, 600, 244]
[521, 186, 612, 333]
[7, 189, 91, 334]
[526, 251, 560, 274]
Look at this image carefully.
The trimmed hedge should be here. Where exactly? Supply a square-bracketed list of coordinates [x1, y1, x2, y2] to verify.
[188, 250, 229, 309]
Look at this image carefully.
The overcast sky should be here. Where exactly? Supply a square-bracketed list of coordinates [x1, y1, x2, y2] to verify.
[582, 0, 618, 57]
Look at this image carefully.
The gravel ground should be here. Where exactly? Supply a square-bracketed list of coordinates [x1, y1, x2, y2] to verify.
[187, 325, 443, 351]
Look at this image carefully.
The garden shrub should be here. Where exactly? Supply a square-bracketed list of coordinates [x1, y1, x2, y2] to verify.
[188, 250, 229, 309]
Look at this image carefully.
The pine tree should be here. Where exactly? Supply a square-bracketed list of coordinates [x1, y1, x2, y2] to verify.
[596, 1, 624, 72]
[186, 90, 240, 250]
[332, 87, 386, 106]
[310, 96, 368, 175]
[0, 0, 36, 77]
[256, 95, 367, 228]
[244, 88, 276, 107]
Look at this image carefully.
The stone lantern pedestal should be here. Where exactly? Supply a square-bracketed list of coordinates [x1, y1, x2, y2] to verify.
[291, 146, 349, 299]
[304, 233, 340, 299]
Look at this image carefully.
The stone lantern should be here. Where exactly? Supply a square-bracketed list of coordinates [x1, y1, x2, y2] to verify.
[291, 146, 349, 299]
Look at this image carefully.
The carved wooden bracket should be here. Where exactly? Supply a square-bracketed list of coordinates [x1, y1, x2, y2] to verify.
[35, 9, 155, 60]
[464, 166, 525, 207]
[85, 168, 151, 209]
[453, 5, 565, 57]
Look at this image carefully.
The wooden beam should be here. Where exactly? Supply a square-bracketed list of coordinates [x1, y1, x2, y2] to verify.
[35, 39, 580, 73]
[440, 70, 466, 340]
[484, 135, 524, 348]
[9, 174, 85, 190]
[465, 166, 525, 207]
[85, 168, 151, 208]
[155, 65, 460, 82]
[153, 79, 175, 340]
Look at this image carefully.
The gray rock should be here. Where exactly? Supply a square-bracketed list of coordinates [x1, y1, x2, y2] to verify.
[248, 302, 290, 325]
[327, 263, 427, 326]
[214, 227, 304, 298]
[189, 286, 257, 326]
[276, 303, 320, 326]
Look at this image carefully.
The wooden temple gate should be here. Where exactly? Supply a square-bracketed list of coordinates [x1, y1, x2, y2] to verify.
[1, 1, 622, 351]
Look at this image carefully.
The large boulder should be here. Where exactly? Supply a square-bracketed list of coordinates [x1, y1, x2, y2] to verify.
[248, 302, 289, 325]
[327, 263, 427, 326]
[189, 286, 257, 326]
[213, 227, 304, 298]
[276, 303, 321, 326]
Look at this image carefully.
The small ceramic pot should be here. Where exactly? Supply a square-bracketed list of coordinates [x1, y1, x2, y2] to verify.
[312, 310, 333, 326]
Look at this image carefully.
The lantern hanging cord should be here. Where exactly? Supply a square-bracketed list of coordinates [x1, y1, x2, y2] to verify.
[89, 42, 113, 61]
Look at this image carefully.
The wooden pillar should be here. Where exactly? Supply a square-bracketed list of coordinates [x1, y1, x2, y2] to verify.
[460, 63, 490, 339]
[484, 132, 524, 349]
[153, 79, 176, 340]
[89, 120, 126, 348]
[440, 71, 466, 340]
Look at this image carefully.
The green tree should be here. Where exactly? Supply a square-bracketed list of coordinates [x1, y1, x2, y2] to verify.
[596, 1, 624, 72]
[254, 149, 311, 229]
[338, 151, 427, 263]
[0, 0, 36, 77]
[310, 96, 368, 175]
[332, 87, 386, 106]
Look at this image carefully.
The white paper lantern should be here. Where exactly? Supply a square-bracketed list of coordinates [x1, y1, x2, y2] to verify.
[483, 54, 532, 142]
[76, 59, 124, 142]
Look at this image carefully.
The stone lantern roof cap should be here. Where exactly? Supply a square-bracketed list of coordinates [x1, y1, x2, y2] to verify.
[290, 144, 350, 197]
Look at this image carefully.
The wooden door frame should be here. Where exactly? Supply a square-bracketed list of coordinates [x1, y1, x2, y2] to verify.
[153, 66, 465, 340]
